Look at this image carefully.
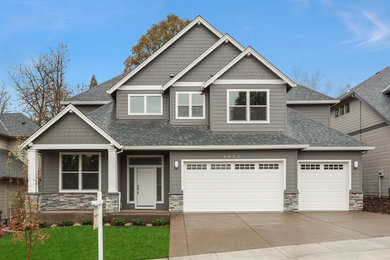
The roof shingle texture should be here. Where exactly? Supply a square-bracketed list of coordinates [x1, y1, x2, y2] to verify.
[287, 85, 336, 101]
[0, 113, 38, 137]
[287, 108, 369, 147]
[87, 102, 302, 146]
[339, 67, 390, 124]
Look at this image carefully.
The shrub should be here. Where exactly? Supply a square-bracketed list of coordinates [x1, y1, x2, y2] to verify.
[61, 219, 72, 226]
[132, 217, 146, 226]
[152, 218, 166, 226]
[111, 217, 126, 226]
[39, 220, 48, 228]
[103, 214, 107, 223]
[82, 218, 93, 225]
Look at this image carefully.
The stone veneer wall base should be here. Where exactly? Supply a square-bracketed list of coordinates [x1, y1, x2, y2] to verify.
[284, 192, 299, 212]
[169, 194, 183, 212]
[349, 193, 364, 211]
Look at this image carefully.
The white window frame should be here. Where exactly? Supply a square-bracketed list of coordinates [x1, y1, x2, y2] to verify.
[126, 155, 164, 205]
[226, 89, 270, 124]
[128, 94, 163, 115]
[59, 152, 101, 193]
[175, 91, 206, 119]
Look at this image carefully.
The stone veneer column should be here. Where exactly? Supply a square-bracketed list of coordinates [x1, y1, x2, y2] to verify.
[349, 193, 364, 210]
[169, 194, 183, 212]
[284, 192, 299, 211]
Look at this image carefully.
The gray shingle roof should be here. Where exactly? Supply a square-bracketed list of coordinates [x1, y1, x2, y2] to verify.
[287, 108, 370, 147]
[87, 102, 303, 146]
[0, 113, 38, 137]
[67, 73, 129, 102]
[338, 67, 390, 124]
[287, 85, 336, 102]
[0, 150, 24, 178]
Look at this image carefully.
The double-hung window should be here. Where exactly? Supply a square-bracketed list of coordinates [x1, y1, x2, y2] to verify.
[176, 92, 205, 119]
[128, 94, 162, 115]
[60, 153, 100, 192]
[228, 90, 269, 123]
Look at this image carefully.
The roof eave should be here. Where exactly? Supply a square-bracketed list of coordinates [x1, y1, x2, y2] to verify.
[302, 146, 375, 151]
[287, 100, 339, 105]
[122, 144, 310, 150]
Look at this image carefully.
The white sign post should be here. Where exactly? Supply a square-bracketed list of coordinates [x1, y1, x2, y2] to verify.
[92, 191, 104, 260]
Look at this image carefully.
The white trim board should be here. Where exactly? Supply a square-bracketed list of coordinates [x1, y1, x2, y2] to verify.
[118, 85, 162, 91]
[303, 146, 375, 151]
[107, 16, 223, 95]
[162, 34, 245, 91]
[21, 104, 122, 149]
[122, 145, 310, 150]
[214, 79, 285, 85]
[30, 144, 114, 150]
[287, 100, 339, 105]
[202, 47, 296, 89]
[60, 101, 111, 105]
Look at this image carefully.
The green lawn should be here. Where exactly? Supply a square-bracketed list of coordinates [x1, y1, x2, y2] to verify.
[0, 226, 170, 260]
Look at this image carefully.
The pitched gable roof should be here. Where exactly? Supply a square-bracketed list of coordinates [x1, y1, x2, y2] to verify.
[202, 47, 296, 89]
[162, 34, 244, 90]
[21, 104, 121, 148]
[287, 85, 339, 104]
[338, 67, 390, 125]
[0, 113, 38, 137]
[107, 16, 223, 94]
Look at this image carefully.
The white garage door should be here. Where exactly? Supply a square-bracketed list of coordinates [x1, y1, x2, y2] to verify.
[298, 161, 350, 211]
[183, 160, 284, 212]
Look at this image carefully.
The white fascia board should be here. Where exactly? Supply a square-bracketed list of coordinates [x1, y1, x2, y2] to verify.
[302, 146, 375, 151]
[107, 16, 223, 95]
[118, 85, 162, 91]
[162, 34, 245, 91]
[30, 144, 114, 150]
[172, 82, 203, 87]
[21, 104, 122, 149]
[123, 144, 310, 150]
[203, 47, 297, 89]
[287, 100, 340, 105]
[213, 79, 285, 85]
[60, 101, 111, 105]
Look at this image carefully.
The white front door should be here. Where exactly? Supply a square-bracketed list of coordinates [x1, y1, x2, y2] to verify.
[136, 168, 156, 209]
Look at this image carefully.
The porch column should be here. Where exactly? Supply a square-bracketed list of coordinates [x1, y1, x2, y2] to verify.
[107, 147, 118, 193]
[27, 149, 38, 193]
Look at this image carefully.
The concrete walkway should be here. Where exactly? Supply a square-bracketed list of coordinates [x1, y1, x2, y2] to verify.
[168, 236, 390, 259]
[170, 211, 390, 257]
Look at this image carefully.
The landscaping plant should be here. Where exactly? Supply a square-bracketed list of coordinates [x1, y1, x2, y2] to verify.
[7, 137, 49, 260]
[111, 218, 126, 226]
[132, 217, 146, 226]
[60, 220, 72, 226]
[152, 218, 166, 226]
[81, 218, 92, 225]
[39, 221, 48, 228]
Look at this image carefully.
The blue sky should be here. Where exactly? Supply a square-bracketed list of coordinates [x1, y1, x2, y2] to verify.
[1, 0, 390, 104]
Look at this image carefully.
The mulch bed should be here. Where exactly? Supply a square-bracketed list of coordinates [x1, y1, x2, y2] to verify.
[364, 196, 390, 214]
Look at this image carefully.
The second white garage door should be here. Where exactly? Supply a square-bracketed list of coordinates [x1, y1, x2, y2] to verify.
[183, 160, 285, 212]
[298, 161, 350, 211]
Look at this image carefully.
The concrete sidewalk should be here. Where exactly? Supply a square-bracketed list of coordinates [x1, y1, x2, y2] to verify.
[169, 236, 390, 259]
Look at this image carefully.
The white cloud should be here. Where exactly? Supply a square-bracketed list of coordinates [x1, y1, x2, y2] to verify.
[339, 10, 390, 49]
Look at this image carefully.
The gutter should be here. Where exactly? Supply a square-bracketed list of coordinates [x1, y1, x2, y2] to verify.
[60, 101, 111, 105]
[287, 100, 339, 105]
[122, 144, 310, 151]
[302, 146, 375, 151]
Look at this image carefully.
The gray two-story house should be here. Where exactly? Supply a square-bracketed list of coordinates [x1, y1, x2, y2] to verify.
[331, 67, 390, 198]
[23, 16, 372, 213]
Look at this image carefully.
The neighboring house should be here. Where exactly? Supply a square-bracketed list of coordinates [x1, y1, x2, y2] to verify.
[331, 67, 390, 197]
[22, 16, 373, 213]
[0, 113, 38, 220]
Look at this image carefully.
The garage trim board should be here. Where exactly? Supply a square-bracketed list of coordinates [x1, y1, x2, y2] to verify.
[181, 158, 286, 212]
[297, 160, 351, 211]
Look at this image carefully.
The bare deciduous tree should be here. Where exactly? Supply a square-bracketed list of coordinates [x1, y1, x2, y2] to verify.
[8, 43, 72, 126]
[0, 84, 11, 113]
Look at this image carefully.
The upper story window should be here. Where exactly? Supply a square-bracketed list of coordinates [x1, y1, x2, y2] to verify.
[227, 90, 269, 123]
[335, 102, 349, 118]
[128, 94, 162, 115]
[176, 92, 205, 119]
[60, 153, 100, 192]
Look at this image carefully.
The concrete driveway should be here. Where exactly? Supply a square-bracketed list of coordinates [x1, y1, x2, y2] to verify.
[169, 211, 390, 257]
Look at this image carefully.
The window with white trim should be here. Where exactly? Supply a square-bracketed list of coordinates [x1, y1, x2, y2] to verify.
[228, 90, 269, 122]
[176, 92, 205, 119]
[61, 153, 100, 191]
[128, 94, 162, 115]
